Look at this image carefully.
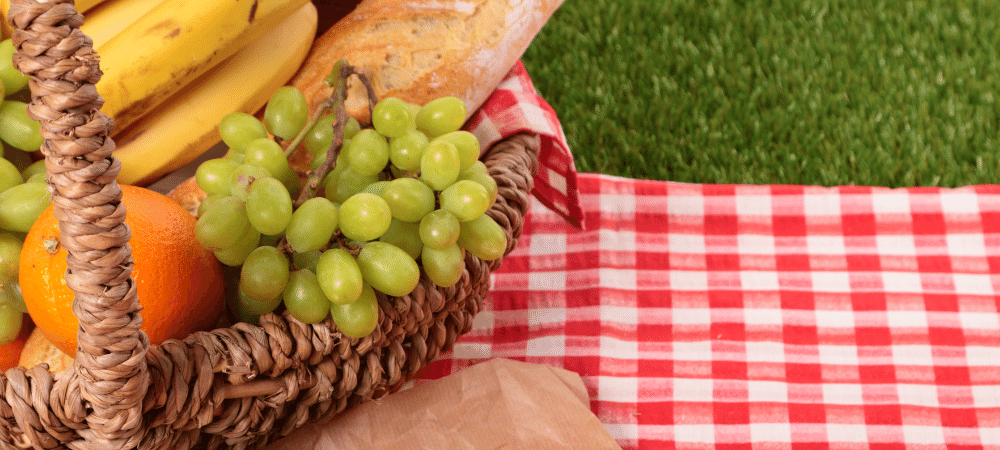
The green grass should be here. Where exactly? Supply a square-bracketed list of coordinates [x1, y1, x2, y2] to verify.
[521, 0, 1000, 186]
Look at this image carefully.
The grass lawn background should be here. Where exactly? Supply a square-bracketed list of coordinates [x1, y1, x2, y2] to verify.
[521, 0, 1000, 187]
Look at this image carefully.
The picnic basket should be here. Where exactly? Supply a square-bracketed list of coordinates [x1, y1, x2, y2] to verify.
[0, 0, 540, 448]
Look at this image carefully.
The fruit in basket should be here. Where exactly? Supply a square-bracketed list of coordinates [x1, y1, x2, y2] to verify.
[0, 317, 30, 370]
[0, 0, 110, 39]
[111, 1, 317, 185]
[0, 0, 317, 187]
[191, 68, 508, 336]
[93, 0, 309, 134]
[19, 185, 226, 356]
[16, 327, 72, 373]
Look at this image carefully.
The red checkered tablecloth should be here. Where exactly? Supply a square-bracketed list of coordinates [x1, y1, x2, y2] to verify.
[421, 178, 1000, 450]
[412, 62, 1000, 449]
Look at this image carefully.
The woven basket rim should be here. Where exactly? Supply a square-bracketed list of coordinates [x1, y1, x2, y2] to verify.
[2, 0, 542, 448]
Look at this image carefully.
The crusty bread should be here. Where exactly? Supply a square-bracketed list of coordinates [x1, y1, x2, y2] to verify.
[166, 176, 209, 217]
[17, 328, 74, 374]
[290, 0, 564, 124]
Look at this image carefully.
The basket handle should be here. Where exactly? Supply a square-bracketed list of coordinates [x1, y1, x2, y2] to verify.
[8, 0, 149, 447]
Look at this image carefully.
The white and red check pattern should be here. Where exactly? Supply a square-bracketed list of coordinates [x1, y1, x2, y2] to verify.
[417, 179, 1000, 449]
[420, 61, 1000, 449]
[465, 60, 585, 229]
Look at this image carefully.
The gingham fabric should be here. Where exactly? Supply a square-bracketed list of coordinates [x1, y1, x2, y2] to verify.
[417, 178, 1000, 449]
[466, 60, 585, 229]
[406, 61, 1000, 449]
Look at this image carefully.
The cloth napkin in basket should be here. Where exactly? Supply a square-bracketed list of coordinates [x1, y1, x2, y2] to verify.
[464, 60, 585, 229]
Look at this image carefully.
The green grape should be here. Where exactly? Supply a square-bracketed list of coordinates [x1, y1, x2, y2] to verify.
[0, 101, 43, 152]
[356, 241, 419, 297]
[0, 182, 49, 232]
[457, 167, 498, 207]
[196, 158, 240, 197]
[0, 305, 22, 345]
[292, 250, 322, 272]
[224, 148, 246, 163]
[433, 131, 480, 172]
[380, 177, 434, 222]
[195, 196, 251, 251]
[263, 85, 309, 140]
[324, 166, 379, 204]
[330, 283, 378, 338]
[283, 269, 331, 324]
[197, 194, 226, 218]
[361, 180, 389, 196]
[213, 225, 260, 267]
[372, 97, 412, 138]
[440, 179, 491, 222]
[0, 40, 28, 96]
[339, 192, 392, 242]
[260, 232, 284, 247]
[240, 246, 290, 301]
[304, 113, 337, 156]
[420, 139, 460, 190]
[0, 157, 21, 195]
[467, 160, 487, 174]
[0, 283, 26, 314]
[230, 164, 271, 201]
[219, 112, 269, 152]
[405, 102, 422, 129]
[237, 286, 283, 316]
[279, 166, 302, 199]
[421, 244, 464, 287]
[343, 116, 361, 139]
[20, 159, 45, 183]
[388, 129, 428, 171]
[244, 137, 294, 180]
[25, 172, 45, 184]
[378, 219, 423, 260]
[305, 113, 361, 157]
[458, 214, 508, 261]
[415, 96, 466, 138]
[316, 247, 363, 305]
[0, 232, 21, 282]
[245, 177, 293, 236]
[418, 209, 460, 250]
[286, 196, 338, 253]
[312, 142, 349, 172]
[347, 129, 389, 176]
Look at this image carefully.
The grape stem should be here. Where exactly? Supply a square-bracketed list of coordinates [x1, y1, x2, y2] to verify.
[293, 60, 369, 207]
[276, 60, 379, 262]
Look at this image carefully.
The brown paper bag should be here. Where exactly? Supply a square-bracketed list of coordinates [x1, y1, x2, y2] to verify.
[264, 358, 622, 449]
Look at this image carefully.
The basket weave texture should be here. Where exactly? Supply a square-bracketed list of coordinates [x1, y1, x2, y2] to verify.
[0, 1, 540, 449]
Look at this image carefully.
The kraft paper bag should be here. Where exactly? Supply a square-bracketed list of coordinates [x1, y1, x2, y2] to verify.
[264, 358, 622, 449]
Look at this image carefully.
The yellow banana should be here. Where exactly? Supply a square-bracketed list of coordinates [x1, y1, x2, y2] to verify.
[97, 0, 310, 135]
[1, 0, 111, 39]
[81, 0, 167, 49]
[112, 1, 317, 186]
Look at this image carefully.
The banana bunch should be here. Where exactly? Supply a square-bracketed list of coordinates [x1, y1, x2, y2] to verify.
[1, 0, 317, 186]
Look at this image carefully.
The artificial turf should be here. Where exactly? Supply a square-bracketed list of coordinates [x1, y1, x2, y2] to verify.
[521, 0, 1000, 187]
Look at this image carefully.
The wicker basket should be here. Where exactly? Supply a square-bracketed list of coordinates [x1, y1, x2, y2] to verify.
[0, 1, 539, 448]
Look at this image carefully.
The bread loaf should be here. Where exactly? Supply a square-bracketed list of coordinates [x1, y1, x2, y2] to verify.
[290, 0, 564, 123]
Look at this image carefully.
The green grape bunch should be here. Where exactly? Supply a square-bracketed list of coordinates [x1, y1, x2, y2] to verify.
[193, 63, 508, 339]
[0, 39, 55, 346]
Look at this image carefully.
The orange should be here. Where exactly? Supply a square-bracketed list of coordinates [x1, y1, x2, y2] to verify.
[19, 184, 226, 356]
[0, 315, 33, 370]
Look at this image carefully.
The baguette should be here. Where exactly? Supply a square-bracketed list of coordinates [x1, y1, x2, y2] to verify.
[290, 0, 564, 124]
